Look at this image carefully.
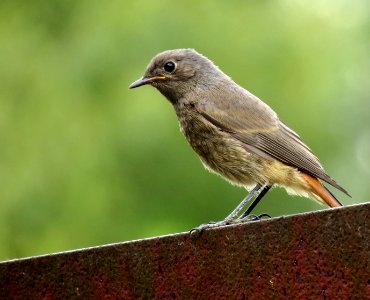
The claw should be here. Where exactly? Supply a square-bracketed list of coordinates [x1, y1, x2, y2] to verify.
[258, 213, 272, 219]
[190, 221, 215, 235]
[190, 220, 233, 235]
[241, 213, 272, 222]
[243, 214, 259, 221]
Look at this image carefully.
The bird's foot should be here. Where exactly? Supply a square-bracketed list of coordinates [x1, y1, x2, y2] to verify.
[190, 219, 236, 235]
[190, 214, 271, 235]
[240, 213, 272, 221]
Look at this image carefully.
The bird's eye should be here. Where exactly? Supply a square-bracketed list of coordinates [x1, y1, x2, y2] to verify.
[163, 61, 176, 73]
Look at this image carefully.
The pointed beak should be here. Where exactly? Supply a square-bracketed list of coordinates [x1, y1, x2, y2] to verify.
[129, 75, 166, 89]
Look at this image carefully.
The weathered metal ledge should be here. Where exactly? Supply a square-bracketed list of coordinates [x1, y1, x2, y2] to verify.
[0, 203, 369, 299]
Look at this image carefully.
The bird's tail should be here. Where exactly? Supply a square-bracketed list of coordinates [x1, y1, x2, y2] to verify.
[300, 172, 343, 207]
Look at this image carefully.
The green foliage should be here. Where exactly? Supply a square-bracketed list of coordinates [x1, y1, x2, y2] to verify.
[0, 0, 369, 260]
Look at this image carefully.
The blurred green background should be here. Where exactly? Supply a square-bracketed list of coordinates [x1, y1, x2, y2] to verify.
[0, 0, 369, 260]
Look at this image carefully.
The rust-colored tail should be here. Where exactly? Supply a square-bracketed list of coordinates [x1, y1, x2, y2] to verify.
[300, 173, 343, 207]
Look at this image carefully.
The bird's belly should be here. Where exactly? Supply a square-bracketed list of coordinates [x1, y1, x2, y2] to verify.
[177, 113, 260, 186]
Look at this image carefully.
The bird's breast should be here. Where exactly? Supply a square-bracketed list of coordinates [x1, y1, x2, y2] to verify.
[174, 104, 259, 186]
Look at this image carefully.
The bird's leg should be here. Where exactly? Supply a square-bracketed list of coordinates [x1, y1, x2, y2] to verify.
[190, 184, 263, 233]
[239, 185, 272, 219]
[222, 183, 262, 222]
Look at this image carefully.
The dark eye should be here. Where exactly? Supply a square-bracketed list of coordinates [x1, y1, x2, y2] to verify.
[163, 61, 176, 73]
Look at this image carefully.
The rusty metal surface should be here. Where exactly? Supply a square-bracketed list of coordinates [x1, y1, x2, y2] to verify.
[0, 203, 369, 300]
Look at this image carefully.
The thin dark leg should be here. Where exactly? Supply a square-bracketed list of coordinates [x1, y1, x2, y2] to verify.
[223, 183, 262, 221]
[239, 185, 272, 219]
[190, 184, 265, 233]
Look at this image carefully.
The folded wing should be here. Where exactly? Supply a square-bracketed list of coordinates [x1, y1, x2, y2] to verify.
[197, 89, 349, 196]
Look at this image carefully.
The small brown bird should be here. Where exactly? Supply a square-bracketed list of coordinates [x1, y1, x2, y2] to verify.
[129, 49, 350, 225]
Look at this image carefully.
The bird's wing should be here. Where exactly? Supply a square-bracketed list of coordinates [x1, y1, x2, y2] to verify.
[197, 90, 349, 196]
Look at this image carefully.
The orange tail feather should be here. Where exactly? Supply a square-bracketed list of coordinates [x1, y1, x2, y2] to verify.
[300, 173, 342, 208]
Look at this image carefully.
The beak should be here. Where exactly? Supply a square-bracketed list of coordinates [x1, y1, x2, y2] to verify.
[129, 75, 166, 89]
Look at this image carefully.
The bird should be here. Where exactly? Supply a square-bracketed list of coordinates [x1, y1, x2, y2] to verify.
[129, 48, 350, 226]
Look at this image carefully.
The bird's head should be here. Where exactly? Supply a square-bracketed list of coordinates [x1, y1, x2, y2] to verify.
[129, 49, 222, 103]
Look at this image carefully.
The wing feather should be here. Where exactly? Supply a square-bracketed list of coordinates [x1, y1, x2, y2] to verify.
[197, 89, 349, 196]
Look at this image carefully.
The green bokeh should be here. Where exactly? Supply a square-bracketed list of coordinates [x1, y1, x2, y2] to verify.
[0, 0, 369, 260]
